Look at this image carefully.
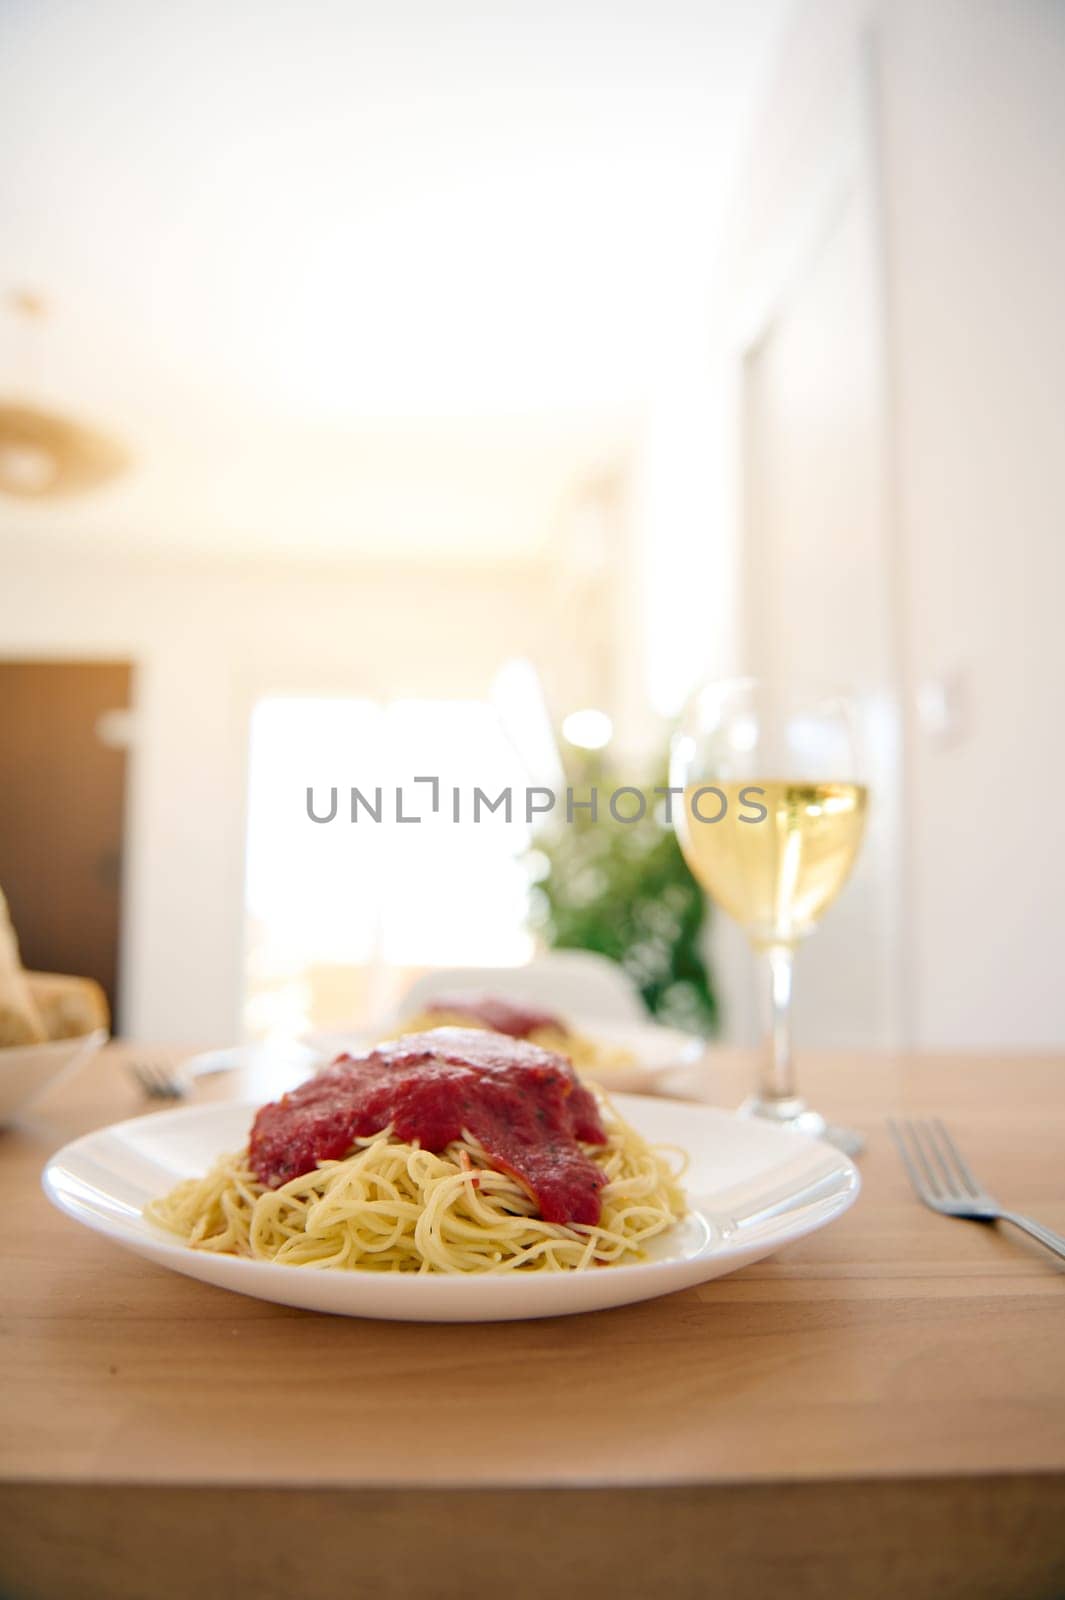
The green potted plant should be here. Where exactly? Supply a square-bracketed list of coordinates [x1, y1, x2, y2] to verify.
[527, 749, 718, 1035]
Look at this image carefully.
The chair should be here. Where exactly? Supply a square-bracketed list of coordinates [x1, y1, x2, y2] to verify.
[394, 950, 646, 1027]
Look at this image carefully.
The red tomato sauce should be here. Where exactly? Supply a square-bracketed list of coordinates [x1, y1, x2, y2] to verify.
[248, 1027, 608, 1226]
[419, 992, 567, 1039]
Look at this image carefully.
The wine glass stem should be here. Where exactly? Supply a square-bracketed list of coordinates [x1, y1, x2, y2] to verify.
[759, 942, 798, 1107]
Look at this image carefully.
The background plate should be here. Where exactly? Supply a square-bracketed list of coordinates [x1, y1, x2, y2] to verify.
[304, 1019, 708, 1094]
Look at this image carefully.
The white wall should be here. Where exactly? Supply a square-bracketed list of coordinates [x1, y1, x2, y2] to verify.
[0, 547, 565, 1044]
[717, 0, 1065, 1048]
[883, 0, 1065, 1048]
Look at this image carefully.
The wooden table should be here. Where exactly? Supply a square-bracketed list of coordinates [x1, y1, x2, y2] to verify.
[2, 1044, 1064, 1600]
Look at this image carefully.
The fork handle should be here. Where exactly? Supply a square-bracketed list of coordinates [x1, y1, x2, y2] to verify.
[1000, 1211, 1065, 1263]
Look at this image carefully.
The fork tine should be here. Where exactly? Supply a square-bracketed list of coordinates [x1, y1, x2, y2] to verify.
[900, 1119, 944, 1199]
[888, 1119, 934, 1202]
[932, 1118, 981, 1199]
[917, 1120, 962, 1198]
[134, 1060, 183, 1099]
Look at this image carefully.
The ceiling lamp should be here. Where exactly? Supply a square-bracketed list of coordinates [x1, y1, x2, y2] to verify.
[0, 290, 129, 499]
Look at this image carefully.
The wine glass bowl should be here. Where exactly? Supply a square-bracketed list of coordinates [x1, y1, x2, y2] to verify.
[671, 678, 868, 1155]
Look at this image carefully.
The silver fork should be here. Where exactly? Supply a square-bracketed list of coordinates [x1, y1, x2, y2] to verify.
[130, 1058, 188, 1101]
[889, 1117, 1065, 1263]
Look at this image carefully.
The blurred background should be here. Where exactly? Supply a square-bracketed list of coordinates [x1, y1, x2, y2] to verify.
[0, 0, 1062, 1053]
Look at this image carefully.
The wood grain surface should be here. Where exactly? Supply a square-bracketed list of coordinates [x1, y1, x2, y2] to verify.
[2, 1043, 1064, 1599]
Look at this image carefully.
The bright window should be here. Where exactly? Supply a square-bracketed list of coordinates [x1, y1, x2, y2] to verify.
[243, 696, 534, 1037]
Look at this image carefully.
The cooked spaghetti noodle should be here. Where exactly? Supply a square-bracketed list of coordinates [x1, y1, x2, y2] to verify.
[146, 1093, 686, 1274]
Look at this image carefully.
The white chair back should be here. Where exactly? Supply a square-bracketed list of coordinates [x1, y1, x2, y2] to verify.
[395, 951, 646, 1026]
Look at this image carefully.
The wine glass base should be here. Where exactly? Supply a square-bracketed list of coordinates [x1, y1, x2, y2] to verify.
[738, 1095, 865, 1157]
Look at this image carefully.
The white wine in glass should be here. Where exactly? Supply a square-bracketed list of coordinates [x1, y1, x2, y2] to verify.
[671, 681, 868, 1154]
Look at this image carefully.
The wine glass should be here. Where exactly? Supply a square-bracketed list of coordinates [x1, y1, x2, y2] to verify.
[670, 677, 868, 1154]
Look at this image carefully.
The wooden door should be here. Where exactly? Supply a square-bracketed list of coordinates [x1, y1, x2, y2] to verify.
[0, 661, 132, 1019]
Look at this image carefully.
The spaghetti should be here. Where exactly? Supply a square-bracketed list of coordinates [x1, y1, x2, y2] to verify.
[147, 1034, 686, 1274]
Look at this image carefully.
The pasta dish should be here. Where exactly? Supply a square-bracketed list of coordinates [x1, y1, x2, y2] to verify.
[147, 1027, 685, 1274]
[399, 992, 638, 1077]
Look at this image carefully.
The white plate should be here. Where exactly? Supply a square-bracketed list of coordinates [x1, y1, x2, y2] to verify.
[0, 1028, 108, 1125]
[176, 1040, 323, 1083]
[304, 1019, 707, 1094]
[42, 1095, 859, 1323]
[572, 1019, 707, 1091]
